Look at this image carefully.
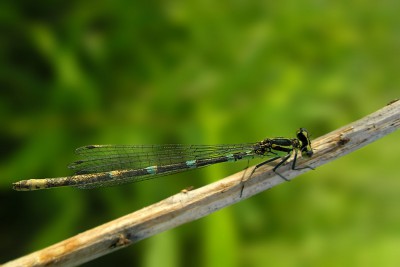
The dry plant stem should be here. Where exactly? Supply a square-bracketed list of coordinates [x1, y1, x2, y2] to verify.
[3, 100, 400, 267]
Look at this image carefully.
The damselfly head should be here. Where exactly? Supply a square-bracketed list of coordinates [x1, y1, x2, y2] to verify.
[297, 128, 313, 157]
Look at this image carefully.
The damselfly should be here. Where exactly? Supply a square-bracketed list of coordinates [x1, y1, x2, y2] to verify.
[13, 128, 313, 191]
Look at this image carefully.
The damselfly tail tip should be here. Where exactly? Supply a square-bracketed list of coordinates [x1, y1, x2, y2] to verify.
[12, 179, 46, 191]
[12, 180, 28, 191]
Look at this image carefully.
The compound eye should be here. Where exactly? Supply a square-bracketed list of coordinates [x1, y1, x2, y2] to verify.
[297, 128, 309, 144]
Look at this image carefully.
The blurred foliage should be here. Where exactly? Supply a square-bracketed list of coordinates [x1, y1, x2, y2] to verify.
[1, 1, 399, 266]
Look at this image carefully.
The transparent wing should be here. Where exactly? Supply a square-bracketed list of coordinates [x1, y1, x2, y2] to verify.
[74, 167, 208, 189]
[68, 143, 258, 174]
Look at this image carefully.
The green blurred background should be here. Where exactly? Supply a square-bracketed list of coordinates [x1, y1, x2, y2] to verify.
[1, 1, 399, 266]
